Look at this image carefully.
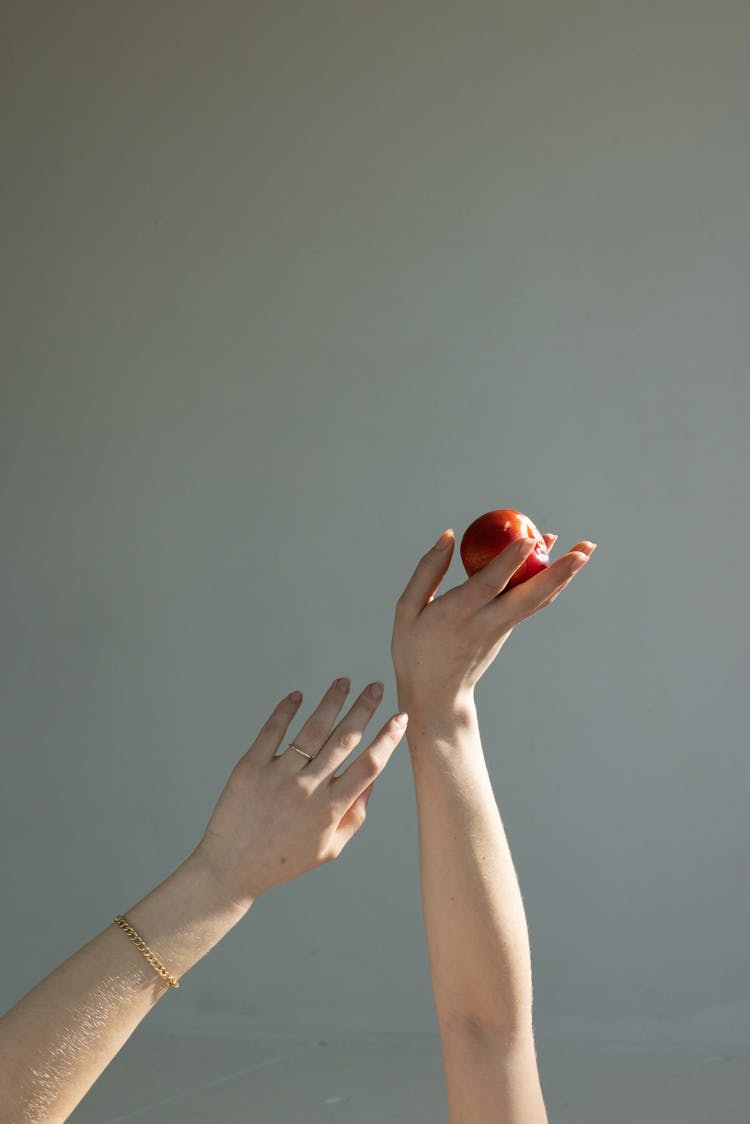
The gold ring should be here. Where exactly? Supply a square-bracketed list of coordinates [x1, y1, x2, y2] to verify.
[289, 743, 315, 761]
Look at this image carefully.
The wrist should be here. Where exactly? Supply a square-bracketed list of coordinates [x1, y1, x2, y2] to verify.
[187, 844, 258, 917]
[396, 688, 478, 744]
[122, 851, 252, 985]
[397, 682, 476, 715]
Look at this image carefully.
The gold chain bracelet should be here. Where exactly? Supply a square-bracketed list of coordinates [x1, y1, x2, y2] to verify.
[113, 915, 180, 989]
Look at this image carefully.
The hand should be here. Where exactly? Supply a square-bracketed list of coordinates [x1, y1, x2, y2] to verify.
[391, 529, 597, 713]
[192, 679, 407, 909]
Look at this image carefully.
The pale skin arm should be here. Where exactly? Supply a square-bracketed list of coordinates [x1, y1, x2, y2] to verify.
[392, 528, 597, 1124]
[0, 678, 407, 1124]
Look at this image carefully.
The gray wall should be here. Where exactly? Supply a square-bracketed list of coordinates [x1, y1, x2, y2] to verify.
[2, 1, 748, 1051]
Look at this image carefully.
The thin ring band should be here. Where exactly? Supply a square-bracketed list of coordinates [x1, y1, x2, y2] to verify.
[289, 743, 315, 761]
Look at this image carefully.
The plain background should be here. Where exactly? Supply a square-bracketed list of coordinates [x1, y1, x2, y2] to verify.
[2, 0, 748, 1057]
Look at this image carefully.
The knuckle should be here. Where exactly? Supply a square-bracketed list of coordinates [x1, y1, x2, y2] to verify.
[339, 728, 361, 754]
[361, 751, 381, 781]
[293, 773, 316, 797]
[318, 841, 338, 864]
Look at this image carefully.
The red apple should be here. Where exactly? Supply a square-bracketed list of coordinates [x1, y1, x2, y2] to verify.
[460, 508, 550, 590]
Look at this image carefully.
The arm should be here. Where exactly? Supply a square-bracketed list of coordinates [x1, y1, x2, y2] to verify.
[0, 855, 245, 1124]
[0, 678, 406, 1124]
[392, 528, 596, 1124]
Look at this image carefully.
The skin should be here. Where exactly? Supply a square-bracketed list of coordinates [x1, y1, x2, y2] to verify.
[0, 527, 595, 1124]
[392, 527, 596, 1124]
[0, 680, 407, 1124]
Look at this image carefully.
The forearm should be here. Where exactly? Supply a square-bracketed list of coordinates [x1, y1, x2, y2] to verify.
[403, 693, 534, 1041]
[0, 850, 249, 1124]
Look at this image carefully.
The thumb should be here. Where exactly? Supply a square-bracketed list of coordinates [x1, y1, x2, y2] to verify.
[395, 529, 455, 620]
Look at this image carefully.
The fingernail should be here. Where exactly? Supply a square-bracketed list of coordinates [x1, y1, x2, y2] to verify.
[369, 682, 384, 700]
[433, 529, 452, 551]
[394, 712, 409, 728]
[288, 690, 302, 703]
[519, 537, 536, 552]
[336, 677, 351, 691]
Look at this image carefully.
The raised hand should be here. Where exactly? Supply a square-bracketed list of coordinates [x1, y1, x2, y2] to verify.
[194, 679, 408, 907]
[392, 529, 597, 709]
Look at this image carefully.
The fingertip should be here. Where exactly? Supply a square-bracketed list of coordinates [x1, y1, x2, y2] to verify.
[433, 529, 454, 552]
[569, 552, 590, 570]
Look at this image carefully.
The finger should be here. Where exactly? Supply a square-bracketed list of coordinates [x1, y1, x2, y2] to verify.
[277, 676, 351, 770]
[329, 713, 407, 812]
[248, 690, 304, 764]
[306, 681, 384, 781]
[331, 786, 373, 853]
[489, 540, 597, 624]
[395, 530, 455, 622]
[458, 537, 538, 614]
[543, 533, 558, 551]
